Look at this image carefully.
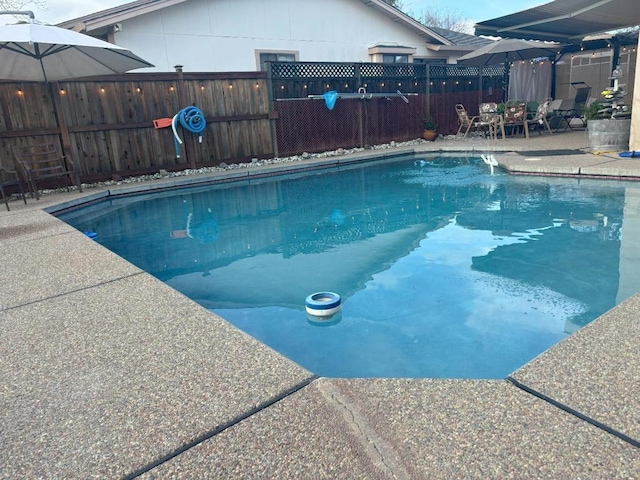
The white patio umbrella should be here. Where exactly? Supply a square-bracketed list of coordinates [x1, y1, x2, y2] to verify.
[0, 11, 153, 81]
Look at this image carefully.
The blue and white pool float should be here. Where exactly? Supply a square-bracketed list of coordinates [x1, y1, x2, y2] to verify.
[305, 292, 342, 317]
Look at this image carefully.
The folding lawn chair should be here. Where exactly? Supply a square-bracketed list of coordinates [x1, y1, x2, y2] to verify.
[554, 82, 591, 132]
[455, 104, 488, 138]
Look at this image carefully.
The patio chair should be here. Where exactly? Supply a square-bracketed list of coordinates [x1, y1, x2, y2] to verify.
[0, 165, 27, 211]
[529, 100, 554, 135]
[503, 100, 529, 139]
[479, 102, 505, 140]
[12, 143, 82, 200]
[545, 99, 564, 130]
[455, 104, 487, 138]
[526, 101, 539, 120]
[554, 82, 591, 132]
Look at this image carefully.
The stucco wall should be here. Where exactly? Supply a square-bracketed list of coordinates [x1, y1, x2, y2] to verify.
[630, 35, 640, 151]
[112, 0, 443, 72]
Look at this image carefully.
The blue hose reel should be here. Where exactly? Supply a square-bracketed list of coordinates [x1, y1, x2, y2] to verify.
[171, 106, 206, 158]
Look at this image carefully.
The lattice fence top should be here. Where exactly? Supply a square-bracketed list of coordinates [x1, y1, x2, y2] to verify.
[269, 61, 506, 99]
[271, 62, 427, 79]
[482, 64, 506, 77]
[358, 63, 427, 78]
[271, 62, 357, 79]
[270, 62, 504, 80]
[429, 64, 505, 78]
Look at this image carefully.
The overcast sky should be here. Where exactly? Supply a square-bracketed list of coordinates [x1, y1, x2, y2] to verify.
[405, 0, 546, 24]
[7, 0, 547, 26]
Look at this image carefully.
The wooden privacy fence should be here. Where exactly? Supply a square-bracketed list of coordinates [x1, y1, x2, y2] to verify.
[273, 96, 425, 156]
[0, 71, 273, 183]
[428, 65, 505, 134]
[0, 63, 505, 186]
[270, 62, 505, 156]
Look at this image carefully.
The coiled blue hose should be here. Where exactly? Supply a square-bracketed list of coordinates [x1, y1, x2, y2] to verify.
[171, 106, 206, 158]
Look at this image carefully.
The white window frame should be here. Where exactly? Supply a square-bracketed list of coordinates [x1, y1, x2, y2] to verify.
[256, 50, 299, 71]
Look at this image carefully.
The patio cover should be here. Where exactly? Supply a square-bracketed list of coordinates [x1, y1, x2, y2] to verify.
[475, 0, 640, 42]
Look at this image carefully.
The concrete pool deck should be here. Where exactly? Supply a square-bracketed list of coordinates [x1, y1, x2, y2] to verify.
[1, 130, 638, 478]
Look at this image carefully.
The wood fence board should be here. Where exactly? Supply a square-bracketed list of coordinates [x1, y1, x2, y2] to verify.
[0, 92, 8, 132]
[5, 89, 26, 131]
[23, 91, 43, 130]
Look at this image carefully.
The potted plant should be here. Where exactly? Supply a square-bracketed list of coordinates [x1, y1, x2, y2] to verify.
[582, 100, 604, 124]
[423, 115, 438, 141]
[585, 87, 632, 152]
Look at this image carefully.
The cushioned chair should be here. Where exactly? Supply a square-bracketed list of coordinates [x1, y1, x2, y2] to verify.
[526, 101, 539, 120]
[0, 165, 27, 211]
[455, 104, 487, 138]
[503, 100, 529, 139]
[530, 100, 554, 135]
[479, 102, 506, 140]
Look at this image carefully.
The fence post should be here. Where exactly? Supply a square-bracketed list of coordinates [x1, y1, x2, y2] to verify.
[426, 64, 431, 117]
[355, 63, 364, 147]
[51, 82, 74, 174]
[266, 62, 279, 158]
[479, 67, 483, 106]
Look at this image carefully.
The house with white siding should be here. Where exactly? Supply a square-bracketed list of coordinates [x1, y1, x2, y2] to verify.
[58, 0, 490, 72]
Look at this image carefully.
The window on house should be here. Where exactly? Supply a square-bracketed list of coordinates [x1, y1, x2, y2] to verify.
[382, 54, 409, 63]
[413, 58, 447, 65]
[259, 52, 296, 71]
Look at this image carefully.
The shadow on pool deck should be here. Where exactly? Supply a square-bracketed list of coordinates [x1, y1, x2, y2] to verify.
[1, 131, 639, 478]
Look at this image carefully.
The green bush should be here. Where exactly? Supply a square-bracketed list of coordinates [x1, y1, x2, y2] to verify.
[583, 101, 603, 122]
[423, 116, 437, 130]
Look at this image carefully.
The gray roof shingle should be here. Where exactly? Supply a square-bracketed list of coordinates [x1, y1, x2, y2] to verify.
[427, 25, 492, 47]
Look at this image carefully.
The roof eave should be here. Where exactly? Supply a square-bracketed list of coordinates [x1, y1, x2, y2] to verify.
[425, 44, 481, 52]
[57, 0, 457, 46]
[57, 0, 188, 32]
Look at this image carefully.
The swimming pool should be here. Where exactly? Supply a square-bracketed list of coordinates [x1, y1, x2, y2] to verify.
[58, 154, 640, 378]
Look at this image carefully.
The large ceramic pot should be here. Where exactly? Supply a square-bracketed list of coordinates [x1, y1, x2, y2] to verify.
[423, 130, 437, 141]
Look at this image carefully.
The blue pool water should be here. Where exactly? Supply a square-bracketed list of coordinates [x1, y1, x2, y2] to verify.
[58, 155, 640, 378]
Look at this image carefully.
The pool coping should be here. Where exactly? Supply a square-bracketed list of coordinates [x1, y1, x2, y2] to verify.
[2, 132, 639, 478]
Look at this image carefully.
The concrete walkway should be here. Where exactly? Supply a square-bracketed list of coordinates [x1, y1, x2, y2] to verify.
[1, 131, 638, 479]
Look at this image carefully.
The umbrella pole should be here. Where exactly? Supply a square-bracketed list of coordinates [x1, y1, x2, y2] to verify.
[551, 59, 557, 99]
[502, 60, 509, 103]
[478, 68, 483, 107]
